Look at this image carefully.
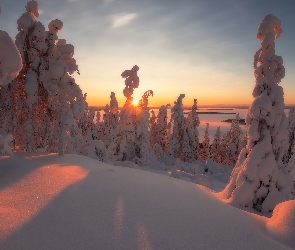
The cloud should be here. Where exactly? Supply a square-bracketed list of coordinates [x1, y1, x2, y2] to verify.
[111, 13, 137, 28]
[104, 0, 114, 6]
[67, 0, 78, 2]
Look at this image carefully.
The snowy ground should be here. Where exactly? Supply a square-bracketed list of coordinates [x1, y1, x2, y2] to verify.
[0, 153, 294, 250]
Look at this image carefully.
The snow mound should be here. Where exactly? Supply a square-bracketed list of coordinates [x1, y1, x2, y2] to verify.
[266, 200, 295, 248]
[0, 153, 291, 249]
[0, 133, 14, 157]
[192, 174, 214, 190]
[111, 160, 139, 169]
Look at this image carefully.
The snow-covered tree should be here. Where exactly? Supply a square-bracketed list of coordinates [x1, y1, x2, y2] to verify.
[43, 36, 85, 155]
[82, 107, 96, 141]
[84, 139, 106, 162]
[1, 0, 46, 151]
[0, 31, 22, 85]
[149, 110, 157, 148]
[101, 92, 119, 147]
[221, 14, 293, 212]
[287, 146, 295, 175]
[0, 11, 22, 156]
[199, 123, 210, 161]
[107, 66, 139, 162]
[134, 90, 154, 165]
[150, 105, 171, 163]
[222, 114, 244, 167]
[0, 1, 85, 155]
[186, 99, 200, 161]
[284, 108, 295, 163]
[107, 66, 154, 165]
[150, 104, 169, 151]
[218, 132, 229, 164]
[210, 126, 222, 163]
[167, 94, 191, 162]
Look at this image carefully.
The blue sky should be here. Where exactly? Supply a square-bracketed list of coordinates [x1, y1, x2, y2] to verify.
[1, 0, 294, 107]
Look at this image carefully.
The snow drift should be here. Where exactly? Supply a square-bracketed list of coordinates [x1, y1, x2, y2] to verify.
[0, 153, 293, 250]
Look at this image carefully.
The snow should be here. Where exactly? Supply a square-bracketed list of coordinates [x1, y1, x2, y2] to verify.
[48, 19, 63, 33]
[17, 13, 35, 32]
[0, 4, 294, 249]
[220, 14, 292, 213]
[25, 0, 39, 19]
[0, 133, 14, 157]
[0, 153, 294, 250]
[0, 31, 22, 86]
[266, 200, 295, 248]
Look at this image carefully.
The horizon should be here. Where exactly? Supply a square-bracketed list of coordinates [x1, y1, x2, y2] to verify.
[89, 104, 295, 110]
[1, 0, 294, 107]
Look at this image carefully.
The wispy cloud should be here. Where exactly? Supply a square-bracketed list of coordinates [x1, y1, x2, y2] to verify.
[67, 0, 78, 3]
[111, 13, 137, 28]
[104, 0, 114, 6]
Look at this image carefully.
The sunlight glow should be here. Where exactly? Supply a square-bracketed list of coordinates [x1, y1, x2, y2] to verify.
[132, 97, 139, 106]
[114, 196, 124, 239]
[137, 221, 153, 250]
[0, 164, 89, 241]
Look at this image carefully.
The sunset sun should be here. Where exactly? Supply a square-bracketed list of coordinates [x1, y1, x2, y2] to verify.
[132, 97, 139, 106]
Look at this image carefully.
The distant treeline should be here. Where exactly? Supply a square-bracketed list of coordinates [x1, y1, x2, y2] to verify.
[222, 119, 246, 125]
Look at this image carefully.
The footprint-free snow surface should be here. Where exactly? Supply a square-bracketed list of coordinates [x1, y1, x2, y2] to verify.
[0, 153, 294, 250]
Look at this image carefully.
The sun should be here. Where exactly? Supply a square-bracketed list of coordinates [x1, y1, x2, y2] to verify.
[132, 97, 139, 106]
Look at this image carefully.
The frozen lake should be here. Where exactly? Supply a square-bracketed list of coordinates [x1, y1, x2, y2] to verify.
[153, 108, 248, 141]
[96, 108, 291, 141]
[152, 108, 291, 141]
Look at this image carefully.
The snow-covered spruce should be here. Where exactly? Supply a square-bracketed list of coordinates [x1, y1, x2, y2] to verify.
[210, 126, 222, 163]
[0, 31, 22, 86]
[221, 14, 293, 212]
[107, 66, 139, 162]
[107, 66, 154, 165]
[199, 123, 210, 161]
[287, 147, 295, 183]
[36, 18, 85, 156]
[150, 104, 170, 163]
[167, 94, 192, 162]
[84, 139, 106, 162]
[287, 109, 295, 185]
[0, 1, 85, 154]
[0, 29, 22, 156]
[186, 99, 200, 161]
[82, 106, 96, 141]
[101, 92, 119, 148]
[221, 114, 244, 167]
[149, 110, 157, 149]
[0, 0, 44, 151]
[284, 107, 295, 164]
[135, 90, 154, 165]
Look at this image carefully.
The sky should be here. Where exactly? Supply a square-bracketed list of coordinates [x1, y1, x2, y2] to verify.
[0, 0, 294, 107]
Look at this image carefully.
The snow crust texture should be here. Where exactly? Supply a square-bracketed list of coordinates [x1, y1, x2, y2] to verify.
[266, 200, 295, 248]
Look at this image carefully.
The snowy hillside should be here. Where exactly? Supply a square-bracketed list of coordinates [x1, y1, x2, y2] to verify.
[0, 153, 294, 250]
[0, 2, 295, 249]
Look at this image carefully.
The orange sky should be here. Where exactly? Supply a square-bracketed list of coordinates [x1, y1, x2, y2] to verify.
[2, 0, 294, 109]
